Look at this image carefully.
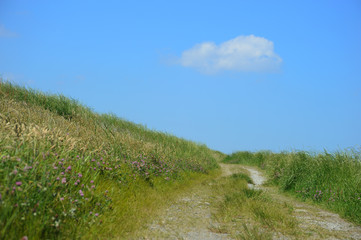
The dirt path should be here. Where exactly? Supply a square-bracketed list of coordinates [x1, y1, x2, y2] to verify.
[138, 164, 244, 240]
[242, 166, 361, 240]
[138, 164, 361, 240]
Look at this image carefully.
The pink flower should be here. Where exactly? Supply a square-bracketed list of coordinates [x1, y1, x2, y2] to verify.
[13, 169, 18, 175]
[67, 166, 71, 171]
[95, 213, 99, 217]
[60, 197, 64, 201]
[16, 181, 22, 186]
[61, 178, 66, 184]
[79, 190, 84, 197]
[90, 180, 94, 183]
[78, 173, 82, 178]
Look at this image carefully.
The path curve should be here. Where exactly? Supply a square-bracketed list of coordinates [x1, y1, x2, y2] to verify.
[242, 165, 361, 240]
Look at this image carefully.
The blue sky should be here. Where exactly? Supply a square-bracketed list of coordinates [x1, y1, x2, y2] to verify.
[1, 0, 360, 153]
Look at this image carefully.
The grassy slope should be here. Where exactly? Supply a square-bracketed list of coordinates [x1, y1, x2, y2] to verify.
[223, 150, 361, 225]
[0, 80, 222, 239]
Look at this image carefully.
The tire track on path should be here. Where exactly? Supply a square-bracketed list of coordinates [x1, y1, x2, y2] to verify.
[138, 164, 244, 240]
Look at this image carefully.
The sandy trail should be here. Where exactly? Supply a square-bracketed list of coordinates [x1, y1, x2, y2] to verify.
[242, 165, 361, 240]
[138, 164, 244, 240]
[138, 164, 361, 240]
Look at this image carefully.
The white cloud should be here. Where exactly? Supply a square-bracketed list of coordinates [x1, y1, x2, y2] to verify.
[0, 24, 18, 38]
[179, 35, 282, 74]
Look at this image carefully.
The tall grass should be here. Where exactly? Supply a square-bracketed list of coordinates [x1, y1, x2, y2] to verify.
[0, 80, 220, 239]
[223, 150, 361, 224]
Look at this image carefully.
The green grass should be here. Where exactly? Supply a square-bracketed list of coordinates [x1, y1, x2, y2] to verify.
[0, 80, 222, 239]
[211, 173, 299, 239]
[223, 149, 361, 225]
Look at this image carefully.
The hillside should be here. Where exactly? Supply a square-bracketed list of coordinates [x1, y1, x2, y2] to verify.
[0, 80, 222, 239]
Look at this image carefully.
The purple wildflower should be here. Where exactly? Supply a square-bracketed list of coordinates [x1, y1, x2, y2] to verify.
[61, 178, 66, 184]
[16, 181, 22, 186]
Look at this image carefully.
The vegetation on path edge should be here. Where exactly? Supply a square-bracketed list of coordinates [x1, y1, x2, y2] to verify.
[223, 150, 361, 225]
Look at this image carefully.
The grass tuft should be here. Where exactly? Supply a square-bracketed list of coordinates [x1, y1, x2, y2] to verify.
[211, 173, 299, 238]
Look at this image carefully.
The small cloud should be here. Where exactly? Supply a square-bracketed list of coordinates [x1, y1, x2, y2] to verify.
[0, 24, 18, 38]
[179, 35, 282, 74]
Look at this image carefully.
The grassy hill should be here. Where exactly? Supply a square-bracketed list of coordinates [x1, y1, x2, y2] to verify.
[0, 80, 223, 239]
